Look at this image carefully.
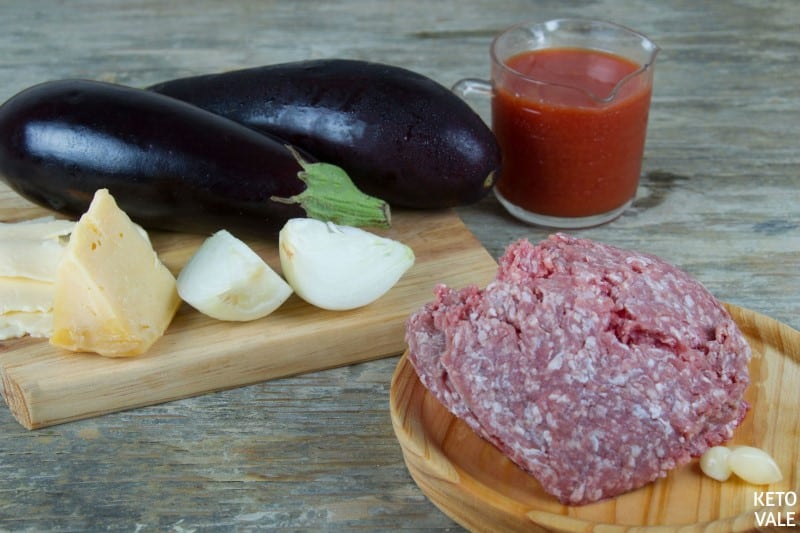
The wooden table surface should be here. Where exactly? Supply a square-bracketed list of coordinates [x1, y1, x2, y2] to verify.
[1, 1, 798, 531]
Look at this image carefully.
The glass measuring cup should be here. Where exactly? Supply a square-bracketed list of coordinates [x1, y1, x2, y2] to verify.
[453, 19, 659, 228]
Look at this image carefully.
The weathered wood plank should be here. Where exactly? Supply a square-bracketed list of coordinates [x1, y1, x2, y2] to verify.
[0, 0, 797, 530]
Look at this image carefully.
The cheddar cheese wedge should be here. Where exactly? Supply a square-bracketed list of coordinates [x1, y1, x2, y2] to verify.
[50, 189, 180, 357]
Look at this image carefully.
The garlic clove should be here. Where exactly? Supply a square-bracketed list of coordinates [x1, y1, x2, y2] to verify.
[727, 445, 783, 485]
[699, 446, 733, 481]
[177, 230, 293, 321]
[278, 218, 414, 310]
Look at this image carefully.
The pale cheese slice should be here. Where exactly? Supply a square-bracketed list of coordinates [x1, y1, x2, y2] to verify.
[0, 277, 54, 314]
[0, 238, 69, 282]
[50, 189, 181, 357]
[0, 217, 75, 239]
[0, 311, 53, 340]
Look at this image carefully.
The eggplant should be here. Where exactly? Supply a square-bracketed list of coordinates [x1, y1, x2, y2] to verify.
[0, 79, 389, 235]
[148, 59, 500, 208]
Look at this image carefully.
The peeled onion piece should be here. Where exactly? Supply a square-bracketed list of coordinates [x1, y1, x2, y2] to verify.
[177, 230, 293, 321]
[279, 218, 415, 310]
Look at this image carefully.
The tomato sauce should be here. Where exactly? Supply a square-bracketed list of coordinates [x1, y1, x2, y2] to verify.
[492, 47, 653, 218]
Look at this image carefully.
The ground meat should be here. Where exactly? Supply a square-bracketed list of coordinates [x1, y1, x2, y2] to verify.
[405, 233, 751, 505]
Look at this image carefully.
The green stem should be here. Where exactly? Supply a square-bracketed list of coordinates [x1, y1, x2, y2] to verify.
[272, 146, 391, 229]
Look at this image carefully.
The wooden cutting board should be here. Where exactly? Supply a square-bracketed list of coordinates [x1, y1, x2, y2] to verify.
[0, 184, 499, 429]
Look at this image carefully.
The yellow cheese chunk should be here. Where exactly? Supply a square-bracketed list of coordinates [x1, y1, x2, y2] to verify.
[0, 311, 53, 340]
[50, 189, 180, 357]
[0, 277, 54, 314]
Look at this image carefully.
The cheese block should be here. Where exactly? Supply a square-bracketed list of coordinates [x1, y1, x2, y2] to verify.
[0, 311, 53, 340]
[0, 238, 69, 282]
[0, 277, 55, 314]
[0, 218, 73, 339]
[50, 189, 181, 357]
[0, 217, 75, 239]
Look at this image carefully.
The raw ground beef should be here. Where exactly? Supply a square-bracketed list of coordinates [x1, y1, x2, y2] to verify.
[405, 233, 751, 505]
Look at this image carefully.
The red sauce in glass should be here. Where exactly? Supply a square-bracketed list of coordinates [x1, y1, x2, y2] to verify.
[493, 47, 653, 218]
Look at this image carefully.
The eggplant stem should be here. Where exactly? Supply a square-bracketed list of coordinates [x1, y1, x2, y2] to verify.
[271, 146, 391, 228]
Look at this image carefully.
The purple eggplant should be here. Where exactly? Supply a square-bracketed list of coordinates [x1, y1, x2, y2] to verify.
[148, 59, 500, 208]
[0, 79, 389, 235]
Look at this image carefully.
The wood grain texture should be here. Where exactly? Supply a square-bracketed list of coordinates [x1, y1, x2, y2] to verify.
[0, 185, 498, 429]
[390, 305, 800, 532]
[0, 0, 797, 530]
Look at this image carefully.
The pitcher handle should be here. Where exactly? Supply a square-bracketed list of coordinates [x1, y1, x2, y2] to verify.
[451, 78, 493, 99]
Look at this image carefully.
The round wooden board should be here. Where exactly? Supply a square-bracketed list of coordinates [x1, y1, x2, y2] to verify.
[389, 304, 800, 532]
